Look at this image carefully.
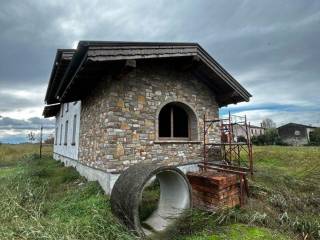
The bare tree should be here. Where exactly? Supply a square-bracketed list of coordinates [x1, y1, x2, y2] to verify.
[27, 131, 36, 143]
[261, 118, 276, 129]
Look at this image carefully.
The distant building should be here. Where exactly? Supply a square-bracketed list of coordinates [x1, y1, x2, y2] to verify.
[233, 124, 265, 141]
[277, 123, 316, 146]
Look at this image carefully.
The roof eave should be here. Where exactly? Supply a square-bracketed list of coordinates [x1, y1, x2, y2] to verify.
[45, 49, 76, 104]
[42, 104, 61, 118]
[48, 41, 251, 106]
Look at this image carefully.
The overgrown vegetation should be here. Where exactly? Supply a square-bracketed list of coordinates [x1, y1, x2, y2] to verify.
[0, 144, 134, 240]
[0, 144, 319, 239]
[251, 128, 285, 145]
[139, 178, 160, 222]
[146, 146, 320, 239]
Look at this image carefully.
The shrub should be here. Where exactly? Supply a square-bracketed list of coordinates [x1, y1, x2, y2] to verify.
[237, 135, 247, 143]
[251, 128, 285, 145]
[309, 128, 320, 146]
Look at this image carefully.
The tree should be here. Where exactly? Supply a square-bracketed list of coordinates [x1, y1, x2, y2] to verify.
[261, 118, 276, 129]
[27, 131, 36, 143]
[264, 128, 280, 145]
[251, 128, 283, 145]
[309, 128, 320, 145]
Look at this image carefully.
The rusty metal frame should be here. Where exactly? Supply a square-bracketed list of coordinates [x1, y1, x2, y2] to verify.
[203, 111, 253, 175]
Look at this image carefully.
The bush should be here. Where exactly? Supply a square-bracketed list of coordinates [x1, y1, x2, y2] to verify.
[237, 135, 247, 143]
[251, 128, 286, 145]
[251, 135, 265, 145]
[309, 128, 320, 146]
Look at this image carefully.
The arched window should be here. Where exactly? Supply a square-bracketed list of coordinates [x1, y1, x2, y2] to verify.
[158, 102, 198, 141]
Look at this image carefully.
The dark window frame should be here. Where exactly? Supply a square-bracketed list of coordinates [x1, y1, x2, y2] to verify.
[71, 114, 77, 146]
[64, 120, 68, 145]
[55, 127, 58, 145]
[60, 124, 63, 145]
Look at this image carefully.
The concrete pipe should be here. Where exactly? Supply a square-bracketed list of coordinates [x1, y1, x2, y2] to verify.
[110, 163, 192, 238]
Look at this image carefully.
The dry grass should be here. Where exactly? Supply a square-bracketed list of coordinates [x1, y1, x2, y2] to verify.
[0, 144, 135, 240]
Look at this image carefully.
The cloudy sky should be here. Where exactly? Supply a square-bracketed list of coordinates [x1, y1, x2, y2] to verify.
[0, 0, 319, 143]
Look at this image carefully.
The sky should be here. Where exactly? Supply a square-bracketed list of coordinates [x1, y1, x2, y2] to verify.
[0, 0, 319, 143]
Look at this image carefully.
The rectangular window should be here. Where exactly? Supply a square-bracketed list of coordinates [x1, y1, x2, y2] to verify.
[60, 124, 63, 145]
[72, 114, 77, 145]
[64, 120, 68, 145]
[66, 103, 69, 112]
[55, 127, 58, 145]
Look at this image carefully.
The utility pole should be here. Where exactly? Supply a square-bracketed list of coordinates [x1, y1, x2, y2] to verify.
[40, 126, 43, 158]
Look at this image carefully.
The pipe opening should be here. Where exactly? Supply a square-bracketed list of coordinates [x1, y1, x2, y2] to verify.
[111, 164, 192, 238]
[139, 170, 191, 236]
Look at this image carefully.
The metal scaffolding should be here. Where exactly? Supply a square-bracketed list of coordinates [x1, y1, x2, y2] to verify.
[203, 111, 254, 175]
[200, 112, 253, 206]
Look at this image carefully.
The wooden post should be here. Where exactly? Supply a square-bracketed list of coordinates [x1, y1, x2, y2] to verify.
[228, 111, 232, 162]
[39, 126, 43, 159]
[248, 121, 253, 176]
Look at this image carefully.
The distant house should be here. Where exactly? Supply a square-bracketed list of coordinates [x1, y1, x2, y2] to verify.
[277, 123, 316, 146]
[42, 41, 251, 194]
[233, 124, 265, 141]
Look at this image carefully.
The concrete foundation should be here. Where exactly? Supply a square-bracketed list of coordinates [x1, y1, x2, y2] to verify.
[53, 152, 199, 195]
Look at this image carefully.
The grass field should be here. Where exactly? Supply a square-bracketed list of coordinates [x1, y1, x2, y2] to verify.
[0, 144, 319, 239]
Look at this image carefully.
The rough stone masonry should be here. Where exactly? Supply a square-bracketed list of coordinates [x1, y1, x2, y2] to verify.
[79, 60, 220, 172]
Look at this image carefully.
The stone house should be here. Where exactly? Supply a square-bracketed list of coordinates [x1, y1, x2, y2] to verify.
[278, 123, 316, 146]
[43, 41, 251, 194]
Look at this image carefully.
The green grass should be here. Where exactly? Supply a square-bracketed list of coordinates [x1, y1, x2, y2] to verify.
[139, 178, 160, 222]
[0, 144, 134, 240]
[0, 144, 319, 239]
[183, 224, 289, 240]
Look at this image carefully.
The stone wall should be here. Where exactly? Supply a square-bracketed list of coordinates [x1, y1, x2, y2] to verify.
[79, 60, 220, 172]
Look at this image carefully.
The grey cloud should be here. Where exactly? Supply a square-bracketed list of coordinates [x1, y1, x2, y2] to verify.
[0, 116, 55, 130]
[0, 92, 39, 112]
[0, 0, 319, 141]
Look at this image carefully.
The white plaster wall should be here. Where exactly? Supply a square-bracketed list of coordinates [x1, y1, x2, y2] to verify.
[233, 125, 264, 140]
[54, 153, 118, 194]
[53, 101, 81, 160]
